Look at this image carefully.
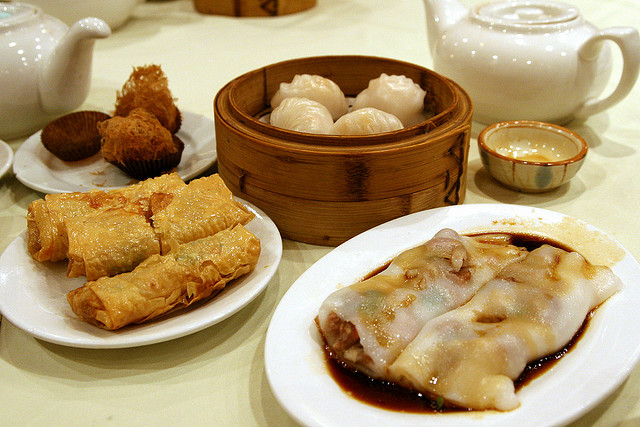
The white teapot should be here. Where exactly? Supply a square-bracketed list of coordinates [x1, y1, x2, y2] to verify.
[0, 3, 110, 140]
[424, 0, 640, 124]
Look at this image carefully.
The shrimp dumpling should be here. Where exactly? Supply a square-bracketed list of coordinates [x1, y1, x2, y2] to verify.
[352, 73, 427, 127]
[269, 97, 334, 134]
[271, 74, 349, 120]
[331, 107, 403, 135]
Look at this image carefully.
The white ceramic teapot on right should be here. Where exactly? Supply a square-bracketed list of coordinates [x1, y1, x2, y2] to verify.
[424, 0, 640, 124]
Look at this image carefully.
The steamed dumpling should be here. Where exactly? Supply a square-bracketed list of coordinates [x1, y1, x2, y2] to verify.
[269, 97, 334, 134]
[331, 107, 403, 135]
[271, 74, 349, 120]
[352, 73, 427, 127]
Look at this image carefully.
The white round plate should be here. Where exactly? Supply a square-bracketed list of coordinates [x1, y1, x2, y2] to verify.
[0, 199, 282, 349]
[12, 110, 216, 194]
[264, 204, 640, 427]
[0, 139, 13, 178]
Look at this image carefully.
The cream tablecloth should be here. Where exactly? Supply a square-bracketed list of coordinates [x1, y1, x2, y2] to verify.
[1, 0, 639, 425]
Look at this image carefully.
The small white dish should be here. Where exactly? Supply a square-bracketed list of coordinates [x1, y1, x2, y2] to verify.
[13, 110, 217, 194]
[265, 203, 640, 427]
[0, 139, 13, 178]
[0, 199, 282, 349]
[478, 120, 588, 192]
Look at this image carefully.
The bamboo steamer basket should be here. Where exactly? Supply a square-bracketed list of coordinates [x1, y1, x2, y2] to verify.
[193, 0, 316, 16]
[214, 55, 473, 246]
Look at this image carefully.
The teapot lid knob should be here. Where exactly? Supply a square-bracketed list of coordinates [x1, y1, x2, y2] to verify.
[475, 0, 579, 26]
[0, 3, 39, 28]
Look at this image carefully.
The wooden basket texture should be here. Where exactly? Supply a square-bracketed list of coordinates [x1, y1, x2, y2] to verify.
[214, 55, 473, 246]
[193, 0, 316, 16]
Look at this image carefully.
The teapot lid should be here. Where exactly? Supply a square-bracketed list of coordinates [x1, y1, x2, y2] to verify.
[474, 0, 579, 27]
[0, 3, 39, 28]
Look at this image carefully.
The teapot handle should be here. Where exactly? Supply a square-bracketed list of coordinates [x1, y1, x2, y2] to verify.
[575, 27, 640, 119]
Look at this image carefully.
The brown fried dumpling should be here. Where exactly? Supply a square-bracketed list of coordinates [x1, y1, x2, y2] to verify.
[114, 64, 181, 133]
[98, 108, 184, 180]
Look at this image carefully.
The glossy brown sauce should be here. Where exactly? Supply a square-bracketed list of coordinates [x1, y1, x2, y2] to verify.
[322, 233, 595, 413]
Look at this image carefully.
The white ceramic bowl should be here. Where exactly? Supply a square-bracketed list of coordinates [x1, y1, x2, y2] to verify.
[26, 0, 142, 30]
[478, 120, 588, 192]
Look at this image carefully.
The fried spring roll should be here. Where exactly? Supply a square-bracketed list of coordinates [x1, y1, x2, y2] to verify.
[26, 191, 127, 262]
[151, 174, 255, 254]
[66, 224, 261, 330]
[26, 173, 186, 262]
[66, 209, 160, 280]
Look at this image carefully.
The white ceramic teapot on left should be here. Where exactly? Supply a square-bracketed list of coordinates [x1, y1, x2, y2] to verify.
[0, 3, 110, 140]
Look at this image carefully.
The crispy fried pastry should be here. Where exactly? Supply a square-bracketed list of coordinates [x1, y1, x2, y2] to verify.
[114, 64, 181, 133]
[99, 108, 184, 180]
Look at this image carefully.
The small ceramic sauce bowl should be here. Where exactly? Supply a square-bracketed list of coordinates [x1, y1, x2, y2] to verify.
[478, 120, 588, 192]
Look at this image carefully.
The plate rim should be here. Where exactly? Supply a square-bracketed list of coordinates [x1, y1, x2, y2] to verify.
[0, 198, 282, 349]
[264, 203, 640, 427]
[12, 110, 217, 194]
[0, 139, 13, 179]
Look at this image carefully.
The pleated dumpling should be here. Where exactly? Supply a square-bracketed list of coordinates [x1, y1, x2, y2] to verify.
[270, 74, 348, 120]
[352, 73, 427, 127]
[269, 97, 334, 134]
[331, 107, 403, 135]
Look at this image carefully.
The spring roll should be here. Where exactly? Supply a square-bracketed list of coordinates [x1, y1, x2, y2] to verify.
[67, 224, 261, 330]
[151, 174, 255, 254]
[26, 173, 186, 262]
[66, 209, 160, 280]
[26, 191, 127, 262]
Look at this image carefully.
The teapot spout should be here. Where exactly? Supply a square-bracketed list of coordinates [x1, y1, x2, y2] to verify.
[423, 0, 469, 53]
[39, 17, 111, 114]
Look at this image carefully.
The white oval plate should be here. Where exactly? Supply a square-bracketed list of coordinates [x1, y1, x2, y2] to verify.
[0, 139, 13, 179]
[0, 199, 282, 349]
[13, 110, 216, 194]
[265, 204, 640, 427]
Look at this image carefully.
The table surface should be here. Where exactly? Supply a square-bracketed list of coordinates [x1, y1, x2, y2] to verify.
[1, 0, 639, 425]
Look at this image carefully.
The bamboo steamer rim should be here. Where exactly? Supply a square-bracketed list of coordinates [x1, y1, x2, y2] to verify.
[215, 87, 470, 160]
[214, 71, 473, 201]
[193, 0, 316, 16]
[213, 55, 473, 245]
[220, 55, 469, 152]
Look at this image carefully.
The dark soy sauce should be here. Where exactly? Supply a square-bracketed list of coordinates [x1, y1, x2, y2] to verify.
[322, 233, 595, 413]
[323, 346, 468, 413]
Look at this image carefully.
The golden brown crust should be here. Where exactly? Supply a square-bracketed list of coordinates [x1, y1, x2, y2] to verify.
[99, 108, 179, 161]
[65, 209, 161, 280]
[99, 108, 184, 180]
[150, 174, 255, 254]
[114, 64, 181, 133]
[25, 173, 185, 262]
[66, 224, 261, 330]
